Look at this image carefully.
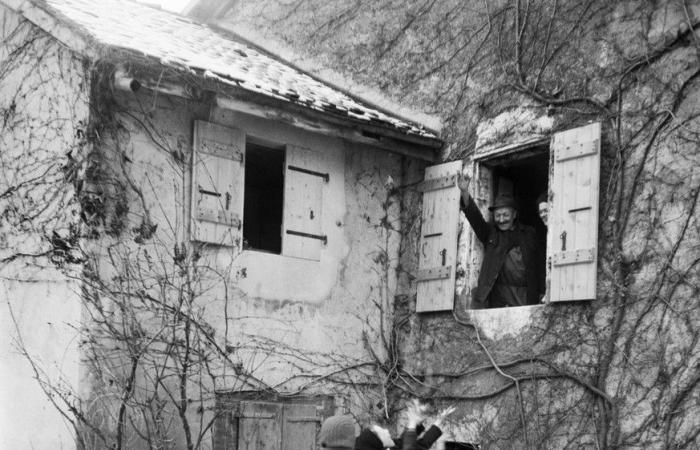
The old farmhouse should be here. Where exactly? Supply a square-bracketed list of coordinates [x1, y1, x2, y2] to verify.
[2, 0, 699, 449]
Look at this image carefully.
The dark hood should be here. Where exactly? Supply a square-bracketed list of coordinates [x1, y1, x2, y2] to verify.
[354, 428, 384, 450]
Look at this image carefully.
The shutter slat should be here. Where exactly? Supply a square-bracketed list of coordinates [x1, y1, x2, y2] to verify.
[417, 174, 459, 192]
[282, 404, 318, 450]
[548, 122, 601, 302]
[238, 403, 282, 450]
[416, 161, 462, 312]
[286, 416, 322, 423]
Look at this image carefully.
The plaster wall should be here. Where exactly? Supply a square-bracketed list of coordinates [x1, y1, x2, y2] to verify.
[108, 90, 408, 368]
[86, 87, 420, 446]
[0, 6, 89, 449]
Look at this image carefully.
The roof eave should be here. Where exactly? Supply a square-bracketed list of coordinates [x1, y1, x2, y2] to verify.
[111, 60, 443, 162]
[6, 0, 443, 160]
[215, 92, 442, 162]
[3, 0, 99, 59]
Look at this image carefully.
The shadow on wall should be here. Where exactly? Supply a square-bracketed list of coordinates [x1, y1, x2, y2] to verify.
[445, 442, 479, 449]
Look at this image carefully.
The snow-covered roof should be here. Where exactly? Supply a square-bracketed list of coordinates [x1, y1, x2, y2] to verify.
[15, 0, 440, 141]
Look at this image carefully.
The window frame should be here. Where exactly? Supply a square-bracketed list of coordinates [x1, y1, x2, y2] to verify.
[190, 121, 329, 262]
[459, 142, 549, 312]
[452, 122, 601, 314]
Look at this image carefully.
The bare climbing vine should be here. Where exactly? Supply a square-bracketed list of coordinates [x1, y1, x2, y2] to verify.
[3, 1, 700, 448]
[227, 0, 700, 448]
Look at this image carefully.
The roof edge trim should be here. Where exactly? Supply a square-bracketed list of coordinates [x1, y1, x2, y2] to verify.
[216, 95, 440, 162]
[2, 0, 97, 58]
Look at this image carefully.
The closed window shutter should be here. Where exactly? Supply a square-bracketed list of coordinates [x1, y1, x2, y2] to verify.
[416, 160, 463, 312]
[282, 145, 326, 261]
[191, 121, 245, 247]
[237, 402, 283, 450]
[548, 122, 601, 301]
[282, 403, 320, 450]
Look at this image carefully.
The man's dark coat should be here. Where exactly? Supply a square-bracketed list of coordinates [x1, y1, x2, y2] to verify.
[461, 196, 543, 308]
[392, 425, 442, 450]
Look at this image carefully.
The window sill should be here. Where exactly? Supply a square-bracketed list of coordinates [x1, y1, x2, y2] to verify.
[235, 250, 334, 303]
[456, 304, 547, 339]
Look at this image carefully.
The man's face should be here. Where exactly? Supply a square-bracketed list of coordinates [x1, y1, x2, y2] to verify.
[493, 206, 517, 231]
[538, 202, 548, 226]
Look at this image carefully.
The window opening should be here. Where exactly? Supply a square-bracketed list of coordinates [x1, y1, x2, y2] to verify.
[489, 149, 549, 252]
[243, 141, 285, 253]
[467, 146, 549, 310]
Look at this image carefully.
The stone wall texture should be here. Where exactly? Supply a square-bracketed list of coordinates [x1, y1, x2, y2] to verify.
[0, 4, 90, 448]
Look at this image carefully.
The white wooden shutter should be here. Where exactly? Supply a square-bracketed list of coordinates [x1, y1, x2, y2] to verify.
[416, 161, 462, 312]
[282, 403, 320, 450]
[237, 402, 283, 450]
[548, 122, 601, 301]
[282, 145, 326, 260]
[191, 121, 245, 248]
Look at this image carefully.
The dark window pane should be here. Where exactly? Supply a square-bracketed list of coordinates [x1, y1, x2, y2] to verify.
[243, 142, 285, 253]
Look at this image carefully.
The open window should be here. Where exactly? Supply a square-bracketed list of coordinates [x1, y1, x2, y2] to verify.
[466, 143, 549, 309]
[243, 140, 284, 254]
[191, 121, 328, 261]
[415, 122, 601, 312]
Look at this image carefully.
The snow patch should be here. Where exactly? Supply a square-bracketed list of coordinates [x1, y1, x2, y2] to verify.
[468, 305, 540, 340]
[475, 107, 553, 155]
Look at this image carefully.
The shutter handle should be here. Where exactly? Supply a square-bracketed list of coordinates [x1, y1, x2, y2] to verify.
[225, 192, 231, 210]
[440, 248, 447, 266]
[560, 231, 567, 251]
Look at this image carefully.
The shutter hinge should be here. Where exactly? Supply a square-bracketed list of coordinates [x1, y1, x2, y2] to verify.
[552, 248, 595, 266]
[198, 188, 221, 197]
[286, 229, 327, 245]
[416, 266, 451, 281]
[288, 165, 329, 182]
[417, 174, 458, 192]
[556, 139, 598, 162]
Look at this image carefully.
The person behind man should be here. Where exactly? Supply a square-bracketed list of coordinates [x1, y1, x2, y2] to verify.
[537, 192, 548, 226]
[458, 173, 543, 308]
[319, 414, 357, 450]
[536, 191, 549, 303]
